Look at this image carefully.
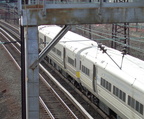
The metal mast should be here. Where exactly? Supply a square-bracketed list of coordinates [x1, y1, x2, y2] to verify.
[111, 0, 130, 53]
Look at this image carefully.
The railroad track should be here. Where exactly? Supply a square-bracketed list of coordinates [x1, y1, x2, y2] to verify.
[0, 20, 109, 119]
[0, 20, 85, 119]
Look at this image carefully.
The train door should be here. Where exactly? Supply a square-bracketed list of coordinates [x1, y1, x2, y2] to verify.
[93, 64, 97, 93]
[44, 35, 46, 47]
[63, 47, 66, 69]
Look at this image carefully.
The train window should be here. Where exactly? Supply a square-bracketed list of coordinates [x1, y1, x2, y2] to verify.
[123, 93, 126, 102]
[52, 47, 56, 53]
[131, 98, 135, 108]
[116, 87, 118, 97]
[136, 101, 139, 112]
[140, 104, 143, 115]
[44, 35, 46, 43]
[120, 90, 122, 99]
[75, 59, 76, 67]
[113, 86, 116, 94]
[82, 66, 85, 74]
[101, 78, 111, 92]
[128, 95, 131, 105]
[113, 86, 126, 102]
[128, 95, 143, 115]
[108, 83, 111, 91]
[57, 49, 61, 57]
[86, 68, 89, 76]
[82, 65, 90, 76]
[106, 81, 108, 89]
[68, 57, 74, 66]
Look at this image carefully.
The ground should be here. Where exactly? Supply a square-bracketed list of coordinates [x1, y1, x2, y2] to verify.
[0, 45, 21, 119]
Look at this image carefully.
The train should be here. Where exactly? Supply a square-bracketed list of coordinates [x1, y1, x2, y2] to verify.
[38, 25, 144, 119]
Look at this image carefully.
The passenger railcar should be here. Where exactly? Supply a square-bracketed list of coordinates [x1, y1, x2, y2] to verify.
[38, 25, 144, 119]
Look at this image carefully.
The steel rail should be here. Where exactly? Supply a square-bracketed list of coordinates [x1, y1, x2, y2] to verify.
[0, 23, 20, 39]
[0, 27, 20, 47]
[39, 74, 79, 119]
[1, 40, 54, 119]
[0, 28, 54, 119]
[39, 73, 79, 119]
[1, 43, 21, 70]
[0, 26, 82, 119]
[0, 32, 20, 54]
[39, 64, 94, 119]
[0, 20, 19, 32]
[39, 96, 55, 119]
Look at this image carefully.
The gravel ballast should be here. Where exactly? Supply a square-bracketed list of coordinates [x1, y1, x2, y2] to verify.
[0, 44, 21, 119]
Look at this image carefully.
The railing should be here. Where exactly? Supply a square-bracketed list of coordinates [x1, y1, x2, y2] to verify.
[21, 0, 142, 4]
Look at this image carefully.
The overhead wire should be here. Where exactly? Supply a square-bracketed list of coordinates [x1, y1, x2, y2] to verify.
[76, 25, 144, 43]
[75, 25, 144, 53]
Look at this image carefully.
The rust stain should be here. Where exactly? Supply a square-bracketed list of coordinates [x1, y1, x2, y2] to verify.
[22, 4, 43, 9]
[23, 6, 144, 25]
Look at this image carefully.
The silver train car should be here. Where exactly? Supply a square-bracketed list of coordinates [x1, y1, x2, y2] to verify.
[38, 25, 144, 119]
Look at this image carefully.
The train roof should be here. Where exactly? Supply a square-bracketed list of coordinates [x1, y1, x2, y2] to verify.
[38, 25, 96, 43]
[81, 45, 144, 93]
[38, 25, 98, 52]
